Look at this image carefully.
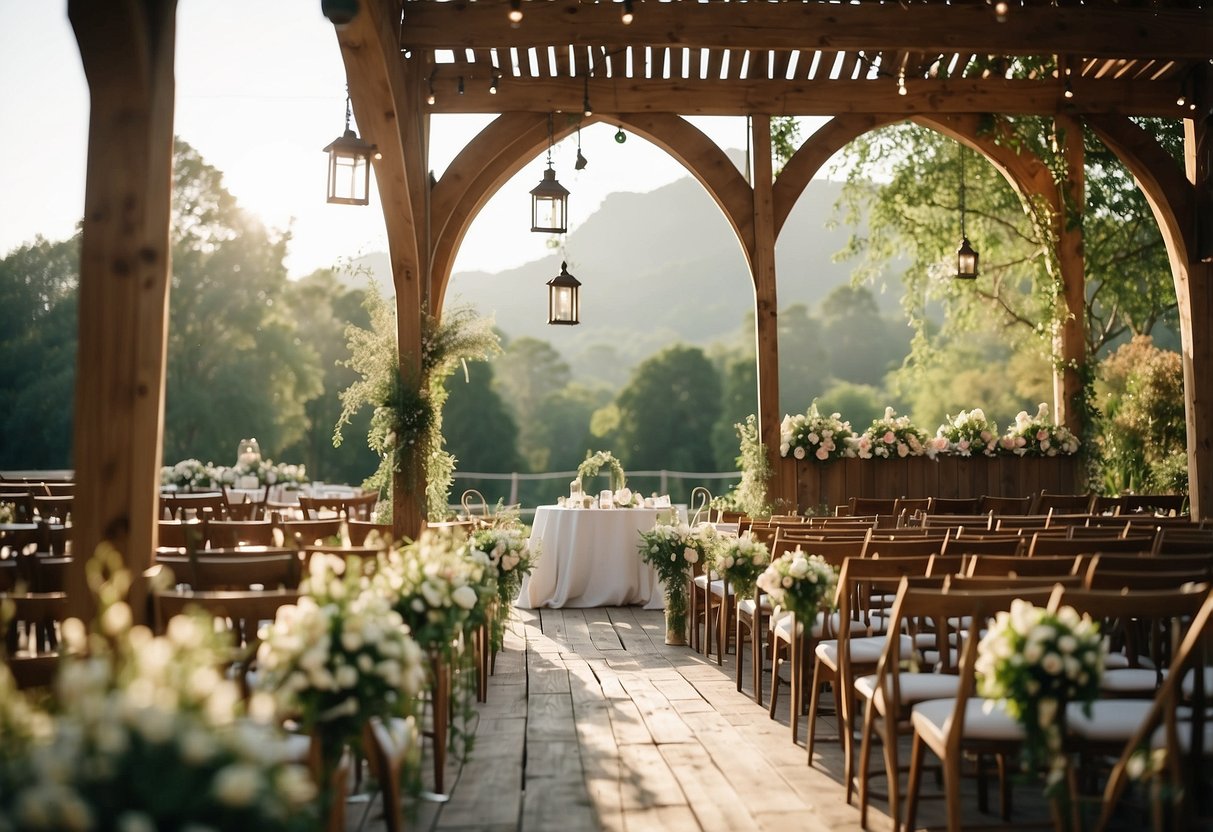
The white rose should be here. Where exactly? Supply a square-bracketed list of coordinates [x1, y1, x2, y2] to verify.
[779, 443, 790, 457]
[793, 446, 807, 460]
[213, 763, 263, 808]
[336, 665, 359, 689]
[452, 585, 478, 610]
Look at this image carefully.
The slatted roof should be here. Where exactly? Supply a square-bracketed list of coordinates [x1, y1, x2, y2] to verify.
[398, 0, 1212, 117]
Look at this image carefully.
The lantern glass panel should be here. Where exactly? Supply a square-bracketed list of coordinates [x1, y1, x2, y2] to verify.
[328, 150, 370, 205]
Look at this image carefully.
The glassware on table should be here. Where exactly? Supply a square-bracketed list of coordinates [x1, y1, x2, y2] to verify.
[599, 490, 613, 509]
[570, 478, 582, 500]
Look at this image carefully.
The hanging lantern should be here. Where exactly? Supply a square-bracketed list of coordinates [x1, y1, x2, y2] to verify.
[324, 95, 377, 205]
[956, 236, 979, 280]
[531, 114, 569, 233]
[547, 261, 581, 325]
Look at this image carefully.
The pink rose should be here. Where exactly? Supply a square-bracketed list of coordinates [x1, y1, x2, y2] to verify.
[815, 447, 829, 460]
[897, 442, 909, 458]
[957, 439, 970, 451]
[1036, 429, 1049, 441]
[883, 431, 896, 444]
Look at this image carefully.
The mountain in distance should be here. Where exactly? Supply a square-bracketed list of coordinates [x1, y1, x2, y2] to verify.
[350, 170, 901, 385]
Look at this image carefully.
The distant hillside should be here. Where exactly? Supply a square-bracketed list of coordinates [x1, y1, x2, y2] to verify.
[349, 174, 901, 383]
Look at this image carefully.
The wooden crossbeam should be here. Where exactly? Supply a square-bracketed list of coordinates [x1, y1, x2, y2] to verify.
[400, 1, 1213, 62]
[428, 76, 1184, 118]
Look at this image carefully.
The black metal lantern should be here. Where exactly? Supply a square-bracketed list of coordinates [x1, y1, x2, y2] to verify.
[324, 96, 377, 206]
[321, 0, 360, 28]
[955, 147, 979, 280]
[547, 261, 581, 325]
[531, 115, 569, 233]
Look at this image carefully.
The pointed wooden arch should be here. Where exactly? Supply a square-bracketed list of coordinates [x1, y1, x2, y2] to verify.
[429, 113, 754, 312]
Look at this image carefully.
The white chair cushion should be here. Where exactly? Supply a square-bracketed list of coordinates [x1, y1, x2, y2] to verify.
[912, 697, 1024, 743]
[769, 610, 865, 640]
[738, 597, 772, 617]
[1152, 720, 1213, 753]
[1103, 652, 1131, 670]
[854, 672, 962, 711]
[693, 574, 708, 589]
[1101, 668, 1162, 695]
[708, 579, 734, 597]
[1182, 667, 1213, 698]
[1066, 699, 1154, 742]
[815, 634, 913, 669]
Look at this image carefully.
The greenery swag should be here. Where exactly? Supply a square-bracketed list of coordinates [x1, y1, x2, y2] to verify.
[577, 450, 627, 492]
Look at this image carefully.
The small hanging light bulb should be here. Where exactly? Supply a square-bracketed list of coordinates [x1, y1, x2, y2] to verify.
[458, 76, 465, 95]
[509, 0, 523, 26]
[490, 72, 499, 95]
[621, 0, 634, 25]
[993, 0, 1009, 22]
[897, 70, 907, 96]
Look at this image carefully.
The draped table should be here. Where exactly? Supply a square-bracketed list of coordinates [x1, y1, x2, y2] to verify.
[517, 505, 666, 609]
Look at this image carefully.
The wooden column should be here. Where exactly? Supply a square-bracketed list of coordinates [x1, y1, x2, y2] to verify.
[1054, 115, 1086, 435]
[338, 3, 430, 538]
[67, 0, 179, 623]
[749, 116, 787, 508]
[1183, 74, 1213, 520]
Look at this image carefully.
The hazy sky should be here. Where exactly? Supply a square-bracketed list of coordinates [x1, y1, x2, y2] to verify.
[0, 1, 825, 279]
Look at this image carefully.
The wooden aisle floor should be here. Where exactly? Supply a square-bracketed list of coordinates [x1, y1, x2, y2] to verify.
[353, 606, 1057, 832]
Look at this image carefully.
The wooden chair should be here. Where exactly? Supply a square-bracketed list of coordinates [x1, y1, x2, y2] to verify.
[902, 585, 1060, 832]
[978, 495, 1032, 515]
[1116, 494, 1188, 516]
[1082, 587, 1213, 832]
[157, 551, 301, 591]
[940, 535, 1024, 558]
[205, 519, 276, 549]
[1031, 491, 1095, 515]
[806, 555, 935, 786]
[32, 495, 72, 522]
[161, 491, 228, 520]
[153, 587, 300, 645]
[298, 493, 378, 520]
[347, 520, 393, 547]
[893, 497, 930, 522]
[964, 553, 1085, 578]
[363, 716, 418, 832]
[276, 518, 344, 547]
[1027, 533, 1155, 558]
[927, 496, 980, 515]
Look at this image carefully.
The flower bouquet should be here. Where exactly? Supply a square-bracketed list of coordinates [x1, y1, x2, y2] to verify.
[711, 532, 770, 600]
[780, 403, 856, 461]
[160, 457, 217, 490]
[1000, 403, 1081, 457]
[937, 408, 1000, 457]
[578, 450, 627, 492]
[755, 548, 838, 625]
[857, 407, 934, 460]
[0, 547, 318, 831]
[975, 599, 1105, 791]
[613, 487, 642, 508]
[256, 553, 426, 814]
[638, 521, 719, 644]
[470, 523, 536, 652]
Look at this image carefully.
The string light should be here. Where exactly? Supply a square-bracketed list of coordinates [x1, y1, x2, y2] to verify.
[509, 0, 522, 26]
[582, 76, 593, 117]
[490, 71, 499, 95]
[622, 0, 634, 25]
[897, 70, 907, 96]
[426, 71, 437, 106]
[993, 0, 1009, 22]
[458, 76, 465, 95]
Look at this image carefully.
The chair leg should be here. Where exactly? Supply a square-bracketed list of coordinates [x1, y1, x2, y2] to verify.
[905, 732, 926, 832]
[735, 615, 747, 693]
[768, 636, 782, 719]
[942, 743, 964, 832]
[880, 711, 901, 832]
[752, 615, 764, 706]
[789, 624, 801, 742]
[857, 701, 876, 831]
[806, 659, 825, 763]
[717, 593, 728, 666]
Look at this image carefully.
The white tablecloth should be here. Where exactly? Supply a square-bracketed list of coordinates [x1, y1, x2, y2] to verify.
[518, 506, 665, 609]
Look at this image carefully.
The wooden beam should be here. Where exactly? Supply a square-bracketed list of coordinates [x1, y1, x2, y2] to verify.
[427, 77, 1183, 118]
[68, 0, 179, 624]
[338, 2, 428, 538]
[749, 116, 786, 511]
[401, 1, 1213, 62]
[1054, 114, 1087, 436]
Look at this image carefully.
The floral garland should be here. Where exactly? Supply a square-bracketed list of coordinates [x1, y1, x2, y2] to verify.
[855, 407, 937, 460]
[1000, 403, 1081, 457]
[0, 546, 318, 830]
[780, 403, 856, 461]
[711, 532, 770, 600]
[937, 408, 1000, 457]
[975, 599, 1105, 793]
[160, 458, 308, 489]
[755, 548, 838, 624]
[637, 521, 718, 638]
[577, 450, 627, 492]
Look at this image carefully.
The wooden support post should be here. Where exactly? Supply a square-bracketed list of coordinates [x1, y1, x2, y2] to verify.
[1054, 115, 1086, 437]
[67, 0, 178, 624]
[750, 116, 787, 509]
[1184, 78, 1213, 521]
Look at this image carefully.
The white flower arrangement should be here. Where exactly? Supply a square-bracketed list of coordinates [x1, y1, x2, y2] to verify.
[370, 529, 497, 655]
[256, 553, 426, 740]
[975, 599, 1106, 791]
[937, 408, 1000, 457]
[710, 532, 770, 600]
[160, 457, 216, 489]
[0, 547, 317, 830]
[470, 523, 536, 651]
[613, 487, 642, 508]
[638, 521, 719, 635]
[999, 403, 1081, 457]
[780, 403, 857, 461]
[856, 407, 935, 460]
[161, 458, 309, 489]
[577, 450, 627, 491]
[755, 548, 838, 623]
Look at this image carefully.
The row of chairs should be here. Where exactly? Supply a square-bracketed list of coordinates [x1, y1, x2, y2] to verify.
[698, 525, 1213, 830]
[838, 492, 1187, 519]
[158, 516, 391, 551]
[159, 489, 378, 522]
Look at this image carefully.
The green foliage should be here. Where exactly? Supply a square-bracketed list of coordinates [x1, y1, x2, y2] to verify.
[815, 382, 885, 430]
[442, 361, 522, 475]
[718, 415, 772, 518]
[164, 139, 322, 464]
[492, 337, 572, 471]
[1095, 335, 1186, 493]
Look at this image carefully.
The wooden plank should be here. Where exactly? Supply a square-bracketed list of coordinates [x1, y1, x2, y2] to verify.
[618, 743, 687, 810]
[528, 692, 577, 740]
[584, 607, 626, 650]
[660, 741, 760, 832]
[628, 686, 695, 745]
[573, 699, 626, 832]
[679, 711, 809, 813]
[530, 665, 572, 695]
[525, 739, 583, 780]
[652, 676, 703, 700]
[609, 699, 655, 746]
[521, 777, 598, 832]
[624, 806, 702, 832]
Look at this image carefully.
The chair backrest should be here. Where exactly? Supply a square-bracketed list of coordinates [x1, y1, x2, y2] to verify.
[1090, 551, 1213, 573]
[993, 514, 1051, 531]
[978, 495, 1032, 515]
[1115, 494, 1188, 517]
[1027, 533, 1155, 558]
[893, 497, 931, 518]
[1083, 561, 1211, 591]
[205, 519, 276, 549]
[158, 552, 300, 591]
[298, 493, 378, 521]
[161, 492, 228, 520]
[347, 520, 394, 547]
[152, 588, 300, 643]
[772, 535, 870, 568]
[1031, 491, 1094, 514]
[32, 495, 72, 522]
[941, 536, 1024, 558]
[863, 536, 950, 559]
[927, 496, 980, 515]
[276, 518, 344, 547]
[964, 553, 1085, 578]
[850, 497, 899, 516]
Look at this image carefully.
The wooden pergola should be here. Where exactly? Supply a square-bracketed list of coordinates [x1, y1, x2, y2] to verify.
[65, 0, 1211, 620]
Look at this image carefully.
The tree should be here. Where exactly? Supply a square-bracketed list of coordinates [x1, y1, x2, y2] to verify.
[711, 352, 758, 470]
[777, 303, 830, 416]
[0, 235, 80, 468]
[163, 138, 323, 465]
[443, 360, 523, 474]
[491, 337, 572, 471]
[818, 285, 910, 389]
[815, 381, 885, 430]
[278, 268, 378, 484]
[614, 345, 722, 480]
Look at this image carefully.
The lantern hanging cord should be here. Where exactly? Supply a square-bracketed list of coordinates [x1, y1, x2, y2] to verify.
[345, 85, 353, 133]
[547, 112, 554, 167]
[959, 145, 967, 239]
